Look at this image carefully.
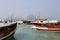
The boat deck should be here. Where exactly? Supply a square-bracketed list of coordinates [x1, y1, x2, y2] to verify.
[0, 22, 16, 27]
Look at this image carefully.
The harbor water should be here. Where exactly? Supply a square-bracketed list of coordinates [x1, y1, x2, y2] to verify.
[8, 24, 60, 40]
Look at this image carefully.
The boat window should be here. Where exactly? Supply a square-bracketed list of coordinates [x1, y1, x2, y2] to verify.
[41, 21, 43, 22]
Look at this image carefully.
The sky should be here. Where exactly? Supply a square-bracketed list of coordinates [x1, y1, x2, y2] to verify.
[0, 0, 60, 19]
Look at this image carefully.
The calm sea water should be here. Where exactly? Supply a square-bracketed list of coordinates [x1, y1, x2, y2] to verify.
[8, 24, 60, 40]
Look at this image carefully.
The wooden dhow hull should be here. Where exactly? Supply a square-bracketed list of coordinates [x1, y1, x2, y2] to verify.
[0, 22, 17, 40]
[31, 23, 60, 32]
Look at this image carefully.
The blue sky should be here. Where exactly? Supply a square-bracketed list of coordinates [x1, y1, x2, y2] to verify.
[0, 0, 60, 19]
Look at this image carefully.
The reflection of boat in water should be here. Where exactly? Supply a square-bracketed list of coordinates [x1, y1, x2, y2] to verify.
[6, 36, 16, 40]
[30, 19, 60, 32]
[0, 22, 17, 40]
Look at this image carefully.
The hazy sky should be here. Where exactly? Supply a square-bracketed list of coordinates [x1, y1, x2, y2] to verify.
[0, 0, 60, 19]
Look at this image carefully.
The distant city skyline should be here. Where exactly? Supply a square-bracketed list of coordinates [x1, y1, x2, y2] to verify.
[0, 0, 60, 19]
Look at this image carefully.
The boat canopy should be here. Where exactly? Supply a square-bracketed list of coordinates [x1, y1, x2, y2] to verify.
[43, 20, 59, 23]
